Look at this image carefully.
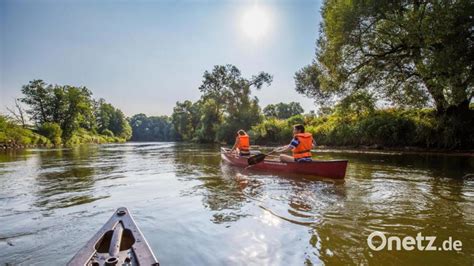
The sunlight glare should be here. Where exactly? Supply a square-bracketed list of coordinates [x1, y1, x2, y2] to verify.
[241, 5, 270, 40]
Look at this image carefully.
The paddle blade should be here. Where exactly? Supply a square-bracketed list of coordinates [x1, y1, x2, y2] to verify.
[247, 153, 266, 165]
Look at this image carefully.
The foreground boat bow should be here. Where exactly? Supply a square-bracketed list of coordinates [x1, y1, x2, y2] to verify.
[68, 207, 159, 266]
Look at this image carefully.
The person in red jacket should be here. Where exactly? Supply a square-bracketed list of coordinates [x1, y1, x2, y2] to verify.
[230, 129, 251, 156]
[276, 124, 316, 162]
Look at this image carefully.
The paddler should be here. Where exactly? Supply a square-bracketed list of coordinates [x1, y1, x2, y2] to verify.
[230, 129, 251, 156]
[275, 124, 315, 162]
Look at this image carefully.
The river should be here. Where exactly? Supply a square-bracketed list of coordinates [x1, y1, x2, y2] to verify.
[0, 142, 473, 265]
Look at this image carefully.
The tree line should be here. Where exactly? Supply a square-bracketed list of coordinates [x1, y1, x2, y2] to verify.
[2, 80, 131, 147]
[3, 1, 472, 149]
[132, 0, 473, 149]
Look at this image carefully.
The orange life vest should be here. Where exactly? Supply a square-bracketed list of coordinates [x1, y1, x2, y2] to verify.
[237, 134, 250, 152]
[292, 133, 313, 159]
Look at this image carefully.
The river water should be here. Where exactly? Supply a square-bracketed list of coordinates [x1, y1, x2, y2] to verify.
[0, 142, 473, 265]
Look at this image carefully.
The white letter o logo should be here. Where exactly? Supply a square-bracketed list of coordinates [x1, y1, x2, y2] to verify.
[367, 231, 387, 251]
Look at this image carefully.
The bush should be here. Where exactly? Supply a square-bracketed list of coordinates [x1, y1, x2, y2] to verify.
[38, 122, 63, 145]
[0, 115, 52, 146]
[64, 128, 127, 147]
[250, 107, 472, 149]
[101, 129, 115, 137]
[286, 114, 305, 126]
[250, 118, 291, 144]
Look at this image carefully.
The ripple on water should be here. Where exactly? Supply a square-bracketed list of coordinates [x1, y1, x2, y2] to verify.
[0, 143, 473, 265]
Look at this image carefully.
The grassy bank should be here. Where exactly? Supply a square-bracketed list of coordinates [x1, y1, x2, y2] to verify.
[0, 115, 126, 149]
[250, 108, 474, 150]
[0, 116, 51, 148]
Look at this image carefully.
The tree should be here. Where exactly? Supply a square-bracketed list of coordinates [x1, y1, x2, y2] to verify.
[197, 64, 272, 142]
[196, 99, 221, 142]
[199, 65, 272, 109]
[95, 100, 131, 139]
[263, 104, 278, 117]
[263, 102, 304, 119]
[295, 0, 474, 114]
[171, 100, 201, 140]
[96, 99, 115, 133]
[60, 86, 95, 139]
[20, 81, 95, 139]
[19, 80, 131, 142]
[20, 80, 51, 124]
[129, 114, 176, 141]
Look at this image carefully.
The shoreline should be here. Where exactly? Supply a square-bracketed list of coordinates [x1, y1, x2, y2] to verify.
[249, 144, 474, 157]
[3, 141, 474, 157]
[314, 146, 474, 157]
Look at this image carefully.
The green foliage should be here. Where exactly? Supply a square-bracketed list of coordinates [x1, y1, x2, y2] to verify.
[171, 100, 201, 141]
[263, 102, 304, 119]
[96, 99, 132, 139]
[129, 114, 176, 141]
[101, 129, 114, 137]
[21, 80, 95, 139]
[20, 80, 51, 124]
[286, 114, 305, 126]
[196, 99, 221, 142]
[250, 118, 291, 144]
[65, 128, 125, 147]
[0, 115, 51, 146]
[38, 122, 62, 145]
[251, 107, 474, 149]
[171, 65, 272, 143]
[296, 0, 474, 114]
[16, 80, 131, 146]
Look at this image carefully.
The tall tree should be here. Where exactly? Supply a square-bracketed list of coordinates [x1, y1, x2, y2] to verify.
[295, 0, 474, 114]
[196, 99, 221, 142]
[95, 99, 131, 139]
[171, 100, 201, 140]
[198, 64, 272, 142]
[20, 80, 51, 124]
[61, 86, 95, 138]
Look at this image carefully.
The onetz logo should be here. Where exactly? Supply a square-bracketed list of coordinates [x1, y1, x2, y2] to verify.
[367, 231, 462, 251]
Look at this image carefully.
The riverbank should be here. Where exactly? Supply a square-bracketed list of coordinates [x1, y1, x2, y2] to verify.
[315, 145, 474, 157]
[250, 108, 474, 150]
[249, 144, 474, 157]
[1, 116, 127, 150]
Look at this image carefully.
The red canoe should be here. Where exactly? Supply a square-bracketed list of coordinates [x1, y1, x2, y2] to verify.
[221, 148, 348, 179]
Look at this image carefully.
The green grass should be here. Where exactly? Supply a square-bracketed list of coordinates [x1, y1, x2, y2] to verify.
[0, 115, 126, 148]
[0, 116, 51, 146]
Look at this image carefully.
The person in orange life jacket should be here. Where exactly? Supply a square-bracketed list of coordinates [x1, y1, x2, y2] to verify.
[230, 129, 251, 156]
[275, 124, 316, 163]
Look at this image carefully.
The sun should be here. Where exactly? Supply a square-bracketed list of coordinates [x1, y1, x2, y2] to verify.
[241, 5, 270, 40]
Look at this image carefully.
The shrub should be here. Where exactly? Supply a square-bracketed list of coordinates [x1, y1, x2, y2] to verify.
[250, 107, 472, 149]
[250, 118, 290, 144]
[0, 115, 52, 146]
[101, 129, 115, 137]
[38, 122, 62, 145]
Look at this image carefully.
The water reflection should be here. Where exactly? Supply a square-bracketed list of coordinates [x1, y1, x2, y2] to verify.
[33, 146, 110, 210]
[0, 143, 472, 265]
[173, 144, 254, 224]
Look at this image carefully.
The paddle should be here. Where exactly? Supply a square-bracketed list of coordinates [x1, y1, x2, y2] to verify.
[247, 148, 279, 165]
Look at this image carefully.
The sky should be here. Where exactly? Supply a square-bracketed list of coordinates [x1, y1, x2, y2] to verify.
[0, 0, 322, 116]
